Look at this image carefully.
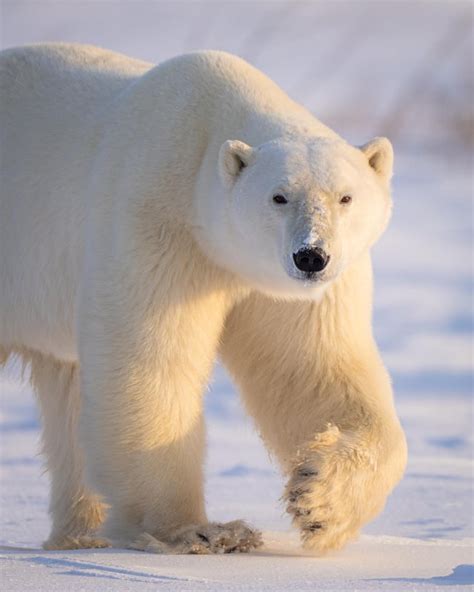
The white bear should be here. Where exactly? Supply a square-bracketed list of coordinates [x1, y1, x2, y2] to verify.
[0, 43, 407, 554]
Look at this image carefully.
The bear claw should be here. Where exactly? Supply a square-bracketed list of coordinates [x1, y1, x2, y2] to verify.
[305, 521, 323, 532]
[298, 468, 318, 478]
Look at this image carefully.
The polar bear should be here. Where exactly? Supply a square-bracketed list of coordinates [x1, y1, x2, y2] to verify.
[0, 44, 407, 554]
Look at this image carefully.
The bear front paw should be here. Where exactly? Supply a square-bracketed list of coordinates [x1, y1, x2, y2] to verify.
[130, 520, 263, 554]
[283, 425, 385, 553]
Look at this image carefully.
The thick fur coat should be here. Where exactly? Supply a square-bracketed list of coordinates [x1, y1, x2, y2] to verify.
[0, 44, 407, 554]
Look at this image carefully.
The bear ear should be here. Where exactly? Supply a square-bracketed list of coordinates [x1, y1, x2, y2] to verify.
[218, 140, 254, 187]
[360, 137, 394, 181]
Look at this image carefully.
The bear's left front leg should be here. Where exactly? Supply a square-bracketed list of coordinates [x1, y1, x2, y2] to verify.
[221, 288, 407, 553]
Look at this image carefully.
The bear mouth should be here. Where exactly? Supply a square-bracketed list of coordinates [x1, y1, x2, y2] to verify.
[300, 271, 325, 282]
[288, 268, 329, 283]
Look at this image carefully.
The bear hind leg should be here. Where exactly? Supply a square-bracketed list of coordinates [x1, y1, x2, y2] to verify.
[28, 353, 109, 550]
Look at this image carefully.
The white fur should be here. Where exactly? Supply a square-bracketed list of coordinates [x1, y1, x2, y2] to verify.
[0, 43, 406, 554]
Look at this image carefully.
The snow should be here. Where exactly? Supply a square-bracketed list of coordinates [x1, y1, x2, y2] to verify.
[1, 1, 473, 590]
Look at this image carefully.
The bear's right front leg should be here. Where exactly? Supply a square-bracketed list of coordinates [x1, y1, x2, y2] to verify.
[78, 269, 261, 554]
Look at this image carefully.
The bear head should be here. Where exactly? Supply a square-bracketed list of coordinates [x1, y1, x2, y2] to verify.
[194, 135, 393, 300]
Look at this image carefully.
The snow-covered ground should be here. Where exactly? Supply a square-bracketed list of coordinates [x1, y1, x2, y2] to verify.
[1, 1, 473, 590]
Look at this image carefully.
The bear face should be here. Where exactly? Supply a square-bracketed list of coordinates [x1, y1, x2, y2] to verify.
[195, 135, 393, 300]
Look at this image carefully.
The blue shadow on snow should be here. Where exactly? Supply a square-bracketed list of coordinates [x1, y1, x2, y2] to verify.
[367, 564, 474, 587]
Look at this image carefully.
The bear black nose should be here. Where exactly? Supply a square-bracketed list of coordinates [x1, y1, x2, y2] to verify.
[293, 247, 329, 273]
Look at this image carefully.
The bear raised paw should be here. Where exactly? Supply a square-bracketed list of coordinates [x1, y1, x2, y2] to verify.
[283, 425, 405, 552]
[0, 44, 407, 554]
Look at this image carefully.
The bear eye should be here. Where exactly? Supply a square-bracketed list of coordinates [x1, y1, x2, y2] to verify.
[340, 195, 352, 204]
[273, 194, 288, 205]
